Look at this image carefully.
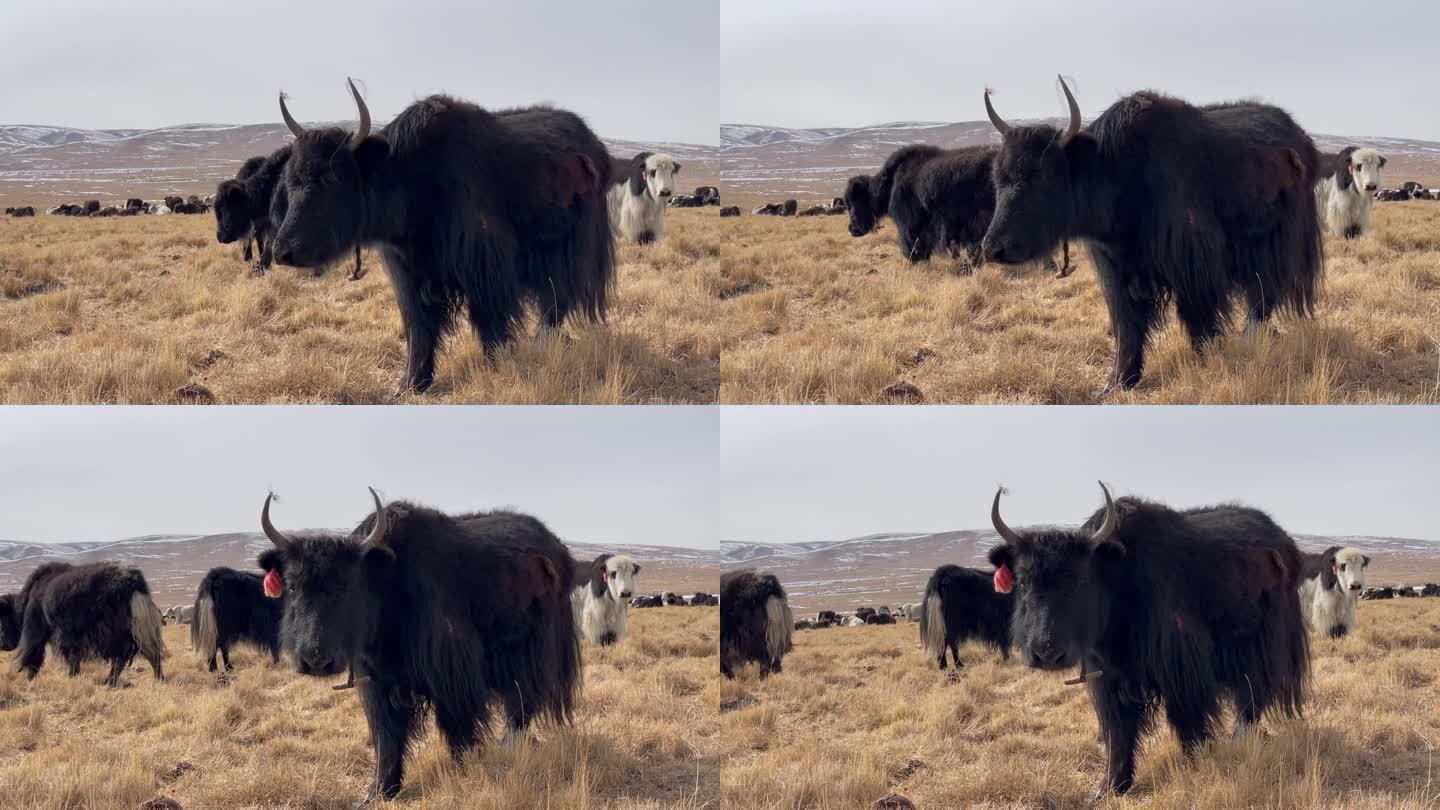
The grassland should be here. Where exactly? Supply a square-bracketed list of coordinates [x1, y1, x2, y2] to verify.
[719, 203, 1440, 403]
[0, 210, 721, 404]
[720, 599, 1440, 809]
[0, 607, 719, 809]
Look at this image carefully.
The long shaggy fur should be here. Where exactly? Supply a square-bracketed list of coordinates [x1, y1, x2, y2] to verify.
[990, 494, 1308, 795]
[983, 89, 1324, 391]
[259, 499, 578, 800]
[269, 97, 615, 393]
[719, 569, 793, 679]
[0, 561, 167, 687]
[213, 146, 290, 269]
[918, 565, 1012, 670]
[190, 566, 283, 671]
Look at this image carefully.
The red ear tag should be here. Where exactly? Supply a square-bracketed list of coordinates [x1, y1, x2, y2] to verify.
[994, 563, 1014, 594]
[263, 568, 284, 598]
[1331, 562, 1339, 576]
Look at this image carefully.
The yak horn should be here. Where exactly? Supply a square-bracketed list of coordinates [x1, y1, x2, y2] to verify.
[348, 78, 371, 145]
[359, 487, 387, 549]
[991, 487, 1024, 546]
[1059, 75, 1082, 144]
[984, 88, 1011, 137]
[1091, 481, 1118, 545]
[261, 493, 293, 549]
[279, 92, 306, 138]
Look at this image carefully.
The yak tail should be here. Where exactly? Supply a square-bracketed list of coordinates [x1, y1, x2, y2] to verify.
[921, 592, 946, 658]
[764, 595, 793, 663]
[129, 591, 169, 662]
[191, 594, 217, 662]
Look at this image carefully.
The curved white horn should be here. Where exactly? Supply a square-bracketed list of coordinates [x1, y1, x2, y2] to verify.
[348, 78, 371, 145]
[1091, 481, 1118, 545]
[360, 487, 387, 549]
[1059, 75, 1082, 144]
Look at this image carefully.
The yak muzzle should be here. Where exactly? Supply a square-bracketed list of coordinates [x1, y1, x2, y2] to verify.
[1349, 583, 1363, 591]
[1024, 642, 1072, 671]
[296, 652, 345, 677]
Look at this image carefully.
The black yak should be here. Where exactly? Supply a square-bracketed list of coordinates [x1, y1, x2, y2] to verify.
[268, 79, 614, 393]
[214, 153, 272, 263]
[720, 569, 793, 679]
[845, 144, 1070, 274]
[919, 564, 1012, 670]
[191, 566, 284, 671]
[720, 206, 741, 217]
[987, 483, 1308, 797]
[981, 77, 1323, 392]
[256, 489, 578, 802]
[0, 561, 167, 687]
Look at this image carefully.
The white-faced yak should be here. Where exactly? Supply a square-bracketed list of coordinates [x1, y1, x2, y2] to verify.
[720, 569, 793, 679]
[268, 79, 615, 393]
[0, 561, 168, 687]
[987, 483, 1308, 797]
[1314, 147, 1386, 239]
[570, 553, 641, 645]
[919, 564, 1012, 671]
[256, 489, 579, 802]
[981, 77, 1323, 393]
[191, 565, 284, 671]
[607, 151, 680, 244]
[1297, 545, 1370, 637]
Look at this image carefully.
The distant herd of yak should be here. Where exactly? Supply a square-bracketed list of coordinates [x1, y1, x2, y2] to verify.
[5, 75, 1440, 394]
[722, 484, 1432, 797]
[0, 489, 713, 802]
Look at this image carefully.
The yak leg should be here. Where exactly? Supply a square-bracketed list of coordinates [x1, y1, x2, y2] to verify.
[104, 657, 126, 687]
[349, 245, 366, 281]
[207, 648, 219, 672]
[1165, 699, 1214, 757]
[242, 235, 253, 263]
[499, 689, 540, 750]
[1172, 285, 1226, 355]
[1093, 243, 1159, 394]
[384, 251, 447, 394]
[434, 698, 485, 760]
[359, 678, 421, 802]
[17, 607, 52, 680]
[1088, 673, 1148, 797]
[220, 643, 234, 671]
[948, 644, 964, 669]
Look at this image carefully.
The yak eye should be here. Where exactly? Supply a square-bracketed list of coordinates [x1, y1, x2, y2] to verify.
[1340, 563, 1347, 571]
[648, 169, 656, 178]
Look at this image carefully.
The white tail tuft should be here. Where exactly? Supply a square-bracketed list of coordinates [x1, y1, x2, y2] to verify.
[922, 593, 946, 657]
[764, 595, 793, 663]
[129, 591, 169, 663]
[191, 595, 217, 662]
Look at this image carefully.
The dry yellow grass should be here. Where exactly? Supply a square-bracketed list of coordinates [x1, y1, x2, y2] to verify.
[0, 210, 721, 403]
[0, 608, 719, 809]
[719, 203, 1440, 403]
[720, 599, 1440, 809]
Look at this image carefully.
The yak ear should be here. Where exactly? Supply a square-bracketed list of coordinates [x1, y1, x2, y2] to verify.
[1319, 550, 1340, 590]
[257, 549, 284, 573]
[353, 135, 391, 178]
[632, 563, 642, 575]
[1363, 555, 1372, 567]
[672, 162, 681, 174]
[1093, 538, 1126, 562]
[1336, 160, 1355, 191]
[987, 545, 1014, 570]
[1378, 155, 1387, 168]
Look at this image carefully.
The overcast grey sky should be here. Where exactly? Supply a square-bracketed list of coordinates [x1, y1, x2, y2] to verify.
[722, 0, 1440, 141]
[0, 407, 717, 548]
[722, 407, 1439, 543]
[1, 0, 718, 145]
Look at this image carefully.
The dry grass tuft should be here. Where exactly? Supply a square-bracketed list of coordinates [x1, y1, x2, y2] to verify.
[0, 211, 721, 403]
[0, 609, 718, 809]
[721, 599, 1440, 809]
[719, 203, 1440, 403]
